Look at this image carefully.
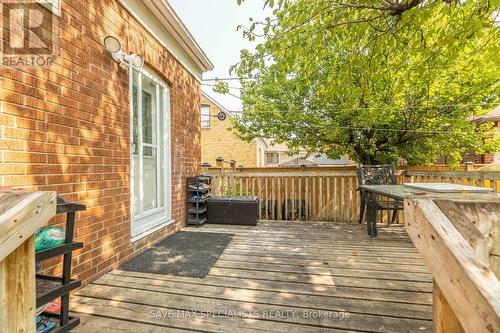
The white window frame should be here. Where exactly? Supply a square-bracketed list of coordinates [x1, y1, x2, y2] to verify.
[129, 66, 172, 240]
[266, 152, 279, 165]
[201, 104, 210, 128]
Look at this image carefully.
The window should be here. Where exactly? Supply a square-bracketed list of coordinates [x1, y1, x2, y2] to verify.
[201, 105, 210, 128]
[266, 152, 279, 165]
[130, 68, 171, 239]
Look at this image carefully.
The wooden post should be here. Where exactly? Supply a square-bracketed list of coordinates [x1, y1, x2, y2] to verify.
[216, 157, 224, 168]
[200, 163, 211, 175]
[0, 191, 57, 333]
[0, 236, 36, 333]
[433, 280, 465, 333]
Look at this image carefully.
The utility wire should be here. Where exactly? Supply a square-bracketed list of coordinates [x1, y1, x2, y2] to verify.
[237, 122, 498, 135]
[205, 115, 499, 135]
[212, 102, 500, 114]
[202, 63, 498, 82]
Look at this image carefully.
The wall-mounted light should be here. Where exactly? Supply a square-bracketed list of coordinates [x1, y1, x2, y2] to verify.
[103, 36, 144, 69]
[217, 111, 227, 121]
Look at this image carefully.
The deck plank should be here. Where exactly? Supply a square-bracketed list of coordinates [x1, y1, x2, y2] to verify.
[109, 270, 432, 305]
[93, 273, 432, 320]
[71, 222, 433, 332]
[75, 284, 431, 332]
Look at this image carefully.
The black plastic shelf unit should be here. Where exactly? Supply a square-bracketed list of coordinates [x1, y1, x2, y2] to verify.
[35, 196, 86, 333]
[186, 175, 212, 226]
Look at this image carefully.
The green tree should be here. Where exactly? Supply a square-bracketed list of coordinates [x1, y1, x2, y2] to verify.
[229, 0, 500, 165]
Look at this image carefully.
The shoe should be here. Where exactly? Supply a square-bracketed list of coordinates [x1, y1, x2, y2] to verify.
[36, 316, 56, 333]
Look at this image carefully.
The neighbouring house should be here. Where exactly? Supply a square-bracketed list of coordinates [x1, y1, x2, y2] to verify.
[0, 0, 213, 284]
[200, 92, 267, 167]
[469, 105, 500, 164]
[436, 105, 500, 165]
[264, 142, 352, 167]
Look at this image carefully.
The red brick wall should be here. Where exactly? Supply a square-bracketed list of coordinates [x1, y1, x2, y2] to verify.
[0, 0, 201, 284]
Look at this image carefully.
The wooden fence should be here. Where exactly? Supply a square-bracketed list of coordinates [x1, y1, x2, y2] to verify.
[206, 167, 500, 223]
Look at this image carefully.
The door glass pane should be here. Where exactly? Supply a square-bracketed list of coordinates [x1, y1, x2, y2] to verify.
[143, 146, 158, 211]
[142, 75, 157, 145]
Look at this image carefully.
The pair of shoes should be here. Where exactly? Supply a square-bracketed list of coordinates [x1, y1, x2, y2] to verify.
[189, 183, 209, 190]
[36, 316, 56, 333]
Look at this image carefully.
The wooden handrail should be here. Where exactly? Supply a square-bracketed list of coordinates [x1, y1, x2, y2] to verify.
[0, 191, 57, 261]
[0, 191, 57, 333]
[404, 197, 500, 333]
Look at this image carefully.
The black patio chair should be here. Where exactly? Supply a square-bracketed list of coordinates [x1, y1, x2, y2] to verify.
[357, 164, 403, 225]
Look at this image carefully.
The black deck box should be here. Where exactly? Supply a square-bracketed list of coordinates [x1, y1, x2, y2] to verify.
[207, 196, 259, 226]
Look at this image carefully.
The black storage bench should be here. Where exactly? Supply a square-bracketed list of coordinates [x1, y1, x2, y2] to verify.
[207, 196, 259, 226]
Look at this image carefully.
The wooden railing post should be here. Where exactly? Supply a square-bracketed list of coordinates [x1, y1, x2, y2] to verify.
[201, 163, 211, 175]
[216, 157, 224, 169]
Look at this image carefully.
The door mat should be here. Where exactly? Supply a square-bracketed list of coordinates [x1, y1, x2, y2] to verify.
[119, 231, 233, 278]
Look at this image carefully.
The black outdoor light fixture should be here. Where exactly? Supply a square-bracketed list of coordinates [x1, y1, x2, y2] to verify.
[103, 36, 144, 69]
[217, 111, 227, 121]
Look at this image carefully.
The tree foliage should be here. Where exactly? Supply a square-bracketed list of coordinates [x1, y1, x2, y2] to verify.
[230, 0, 500, 165]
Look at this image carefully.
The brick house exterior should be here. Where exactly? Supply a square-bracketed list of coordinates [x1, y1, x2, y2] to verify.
[201, 92, 267, 167]
[470, 106, 500, 164]
[0, 0, 212, 284]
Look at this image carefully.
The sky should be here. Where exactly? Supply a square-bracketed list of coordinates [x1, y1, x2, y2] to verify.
[169, 0, 270, 111]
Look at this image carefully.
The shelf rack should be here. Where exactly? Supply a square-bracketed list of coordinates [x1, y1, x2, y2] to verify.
[186, 175, 212, 226]
[36, 196, 86, 333]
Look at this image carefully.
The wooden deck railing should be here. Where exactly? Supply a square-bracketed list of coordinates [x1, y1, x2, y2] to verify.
[405, 197, 500, 333]
[401, 170, 500, 192]
[205, 167, 500, 222]
[210, 171, 359, 222]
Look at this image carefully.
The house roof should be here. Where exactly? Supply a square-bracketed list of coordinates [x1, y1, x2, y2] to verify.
[201, 92, 268, 148]
[280, 158, 317, 167]
[472, 105, 500, 123]
[121, 0, 214, 74]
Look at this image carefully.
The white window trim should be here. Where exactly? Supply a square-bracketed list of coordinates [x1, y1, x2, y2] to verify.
[201, 104, 210, 128]
[129, 66, 172, 240]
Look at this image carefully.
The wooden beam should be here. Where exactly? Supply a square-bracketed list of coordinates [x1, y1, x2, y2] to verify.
[435, 200, 500, 276]
[404, 198, 500, 333]
[0, 191, 57, 333]
[0, 236, 36, 333]
[433, 280, 465, 333]
[0, 191, 57, 262]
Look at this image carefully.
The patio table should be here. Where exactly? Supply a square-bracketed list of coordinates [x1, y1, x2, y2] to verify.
[359, 184, 499, 237]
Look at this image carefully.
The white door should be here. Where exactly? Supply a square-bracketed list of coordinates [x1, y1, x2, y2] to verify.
[130, 68, 171, 239]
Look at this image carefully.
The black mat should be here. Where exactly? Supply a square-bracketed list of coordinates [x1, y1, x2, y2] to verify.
[119, 231, 233, 278]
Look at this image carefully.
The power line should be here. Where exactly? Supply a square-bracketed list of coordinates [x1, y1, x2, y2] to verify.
[218, 102, 500, 114]
[201, 83, 243, 90]
[202, 63, 497, 82]
[235, 122, 498, 136]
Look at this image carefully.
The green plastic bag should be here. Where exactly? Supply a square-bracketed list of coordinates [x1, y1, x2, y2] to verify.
[35, 227, 65, 251]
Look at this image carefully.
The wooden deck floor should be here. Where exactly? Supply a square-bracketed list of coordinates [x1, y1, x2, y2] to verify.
[71, 222, 433, 333]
